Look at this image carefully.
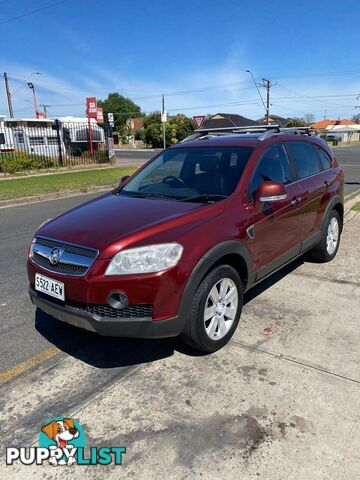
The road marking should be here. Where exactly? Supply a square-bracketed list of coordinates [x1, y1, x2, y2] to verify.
[0, 346, 60, 385]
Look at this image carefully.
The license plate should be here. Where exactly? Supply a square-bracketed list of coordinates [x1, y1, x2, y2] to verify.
[35, 273, 65, 301]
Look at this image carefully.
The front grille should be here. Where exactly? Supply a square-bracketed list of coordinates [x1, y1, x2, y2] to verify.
[33, 252, 88, 275]
[36, 237, 97, 258]
[31, 236, 98, 276]
[34, 289, 152, 319]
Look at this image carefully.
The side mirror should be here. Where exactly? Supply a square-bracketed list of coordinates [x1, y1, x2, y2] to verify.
[119, 175, 130, 185]
[254, 181, 287, 203]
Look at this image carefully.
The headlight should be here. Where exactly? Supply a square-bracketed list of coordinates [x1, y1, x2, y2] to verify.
[105, 243, 183, 275]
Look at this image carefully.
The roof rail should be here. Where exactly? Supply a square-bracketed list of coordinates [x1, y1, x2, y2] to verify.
[279, 127, 312, 136]
[194, 124, 279, 134]
[181, 124, 313, 143]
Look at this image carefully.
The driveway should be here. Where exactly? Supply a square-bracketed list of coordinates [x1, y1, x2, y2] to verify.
[0, 194, 359, 479]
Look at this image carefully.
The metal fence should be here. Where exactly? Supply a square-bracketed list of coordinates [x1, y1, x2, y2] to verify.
[0, 118, 111, 172]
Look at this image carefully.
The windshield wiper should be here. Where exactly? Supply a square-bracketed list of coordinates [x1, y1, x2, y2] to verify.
[118, 191, 177, 200]
[180, 194, 228, 203]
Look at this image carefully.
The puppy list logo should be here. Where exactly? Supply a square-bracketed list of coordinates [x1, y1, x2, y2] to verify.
[6, 417, 126, 467]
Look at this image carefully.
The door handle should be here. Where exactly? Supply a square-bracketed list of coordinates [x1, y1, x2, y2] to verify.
[324, 180, 329, 189]
[291, 197, 301, 206]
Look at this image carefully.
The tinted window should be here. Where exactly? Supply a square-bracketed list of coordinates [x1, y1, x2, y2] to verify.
[286, 142, 321, 179]
[249, 144, 292, 199]
[121, 146, 254, 201]
[313, 145, 332, 170]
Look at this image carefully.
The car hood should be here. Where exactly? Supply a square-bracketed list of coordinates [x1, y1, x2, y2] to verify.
[37, 192, 222, 258]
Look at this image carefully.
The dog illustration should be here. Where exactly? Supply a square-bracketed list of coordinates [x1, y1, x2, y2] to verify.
[41, 418, 79, 466]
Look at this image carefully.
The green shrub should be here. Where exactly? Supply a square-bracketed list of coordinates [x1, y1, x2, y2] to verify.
[0, 152, 54, 174]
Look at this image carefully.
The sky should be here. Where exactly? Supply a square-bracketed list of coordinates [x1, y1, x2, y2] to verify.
[1, 0, 360, 121]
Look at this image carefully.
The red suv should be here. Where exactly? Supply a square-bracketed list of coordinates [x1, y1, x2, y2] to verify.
[28, 126, 344, 352]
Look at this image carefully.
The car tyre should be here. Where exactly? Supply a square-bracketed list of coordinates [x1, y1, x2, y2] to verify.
[181, 265, 243, 353]
[309, 209, 342, 262]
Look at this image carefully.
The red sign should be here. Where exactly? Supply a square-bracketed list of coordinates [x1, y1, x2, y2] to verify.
[86, 97, 97, 119]
[96, 107, 104, 124]
[193, 115, 205, 129]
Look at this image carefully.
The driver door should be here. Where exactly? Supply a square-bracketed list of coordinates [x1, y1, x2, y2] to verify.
[248, 143, 302, 280]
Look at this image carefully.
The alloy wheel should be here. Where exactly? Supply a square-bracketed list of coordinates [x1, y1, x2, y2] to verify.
[326, 217, 339, 255]
[204, 278, 238, 341]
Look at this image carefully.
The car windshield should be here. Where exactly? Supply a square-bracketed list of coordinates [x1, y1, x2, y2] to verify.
[117, 146, 254, 202]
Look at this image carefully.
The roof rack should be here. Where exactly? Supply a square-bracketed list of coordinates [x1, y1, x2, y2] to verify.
[180, 124, 313, 143]
[194, 124, 279, 134]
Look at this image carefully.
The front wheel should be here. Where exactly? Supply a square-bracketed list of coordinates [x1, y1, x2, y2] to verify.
[309, 210, 342, 262]
[181, 265, 243, 353]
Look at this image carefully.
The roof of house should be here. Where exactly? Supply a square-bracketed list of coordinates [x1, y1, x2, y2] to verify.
[202, 113, 257, 129]
[256, 114, 289, 127]
[326, 124, 360, 132]
[311, 119, 355, 129]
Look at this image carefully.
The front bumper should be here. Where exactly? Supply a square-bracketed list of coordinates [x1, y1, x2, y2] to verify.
[29, 286, 184, 338]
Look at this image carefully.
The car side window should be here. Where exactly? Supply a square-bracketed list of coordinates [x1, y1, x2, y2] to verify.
[248, 144, 292, 200]
[313, 145, 332, 170]
[286, 141, 322, 179]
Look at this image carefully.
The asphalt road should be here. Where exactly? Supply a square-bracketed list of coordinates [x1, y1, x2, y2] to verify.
[114, 146, 360, 194]
[333, 146, 360, 193]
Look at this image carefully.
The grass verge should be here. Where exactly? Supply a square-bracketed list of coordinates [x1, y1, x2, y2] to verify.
[0, 167, 136, 201]
[352, 202, 360, 212]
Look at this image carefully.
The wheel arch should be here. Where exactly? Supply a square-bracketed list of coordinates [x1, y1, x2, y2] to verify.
[322, 195, 344, 232]
[178, 241, 252, 320]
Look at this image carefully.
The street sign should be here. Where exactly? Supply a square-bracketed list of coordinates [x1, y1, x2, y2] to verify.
[161, 110, 167, 123]
[86, 97, 97, 119]
[96, 107, 104, 124]
[108, 112, 114, 127]
[193, 115, 205, 129]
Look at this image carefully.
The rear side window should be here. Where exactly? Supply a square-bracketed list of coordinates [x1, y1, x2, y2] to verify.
[286, 142, 321, 179]
[313, 145, 332, 170]
[249, 144, 292, 199]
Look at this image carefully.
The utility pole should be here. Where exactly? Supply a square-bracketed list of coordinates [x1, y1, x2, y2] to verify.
[245, 70, 268, 124]
[262, 78, 271, 124]
[40, 104, 51, 117]
[4, 72, 14, 118]
[161, 94, 166, 149]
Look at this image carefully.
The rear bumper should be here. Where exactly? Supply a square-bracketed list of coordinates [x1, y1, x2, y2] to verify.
[29, 286, 184, 338]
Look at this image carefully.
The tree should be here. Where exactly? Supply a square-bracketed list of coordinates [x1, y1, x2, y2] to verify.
[97, 93, 143, 133]
[285, 118, 308, 128]
[351, 114, 360, 124]
[302, 113, 316, 124]
[143, 112, 195, 147]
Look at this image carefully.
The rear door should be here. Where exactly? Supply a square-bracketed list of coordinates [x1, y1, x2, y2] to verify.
[285, 141, 324, 245]
[248, 143, 302, 279]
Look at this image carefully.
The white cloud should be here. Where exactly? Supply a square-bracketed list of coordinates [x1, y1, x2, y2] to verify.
[1, 59, 359, 121]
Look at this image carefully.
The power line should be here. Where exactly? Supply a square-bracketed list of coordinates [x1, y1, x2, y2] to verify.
[0, 0, 67, 25]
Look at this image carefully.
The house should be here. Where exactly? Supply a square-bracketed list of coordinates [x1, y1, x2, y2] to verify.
[125, 117, 144, 134]
[311, 118, 355, 130]
[256, 114, 289, 127]
[201, 113, 257, 130]
[325, 124, 360, 142]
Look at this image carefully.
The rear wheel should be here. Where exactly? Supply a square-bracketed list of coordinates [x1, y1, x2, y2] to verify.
[181, 265, 243, 353]
[309, 210, 341, 262]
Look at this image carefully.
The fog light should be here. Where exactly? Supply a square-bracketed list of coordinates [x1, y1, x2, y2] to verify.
[108, 291, 129, 310]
